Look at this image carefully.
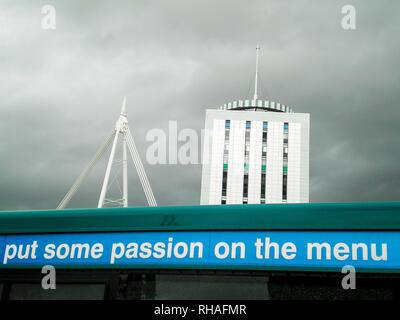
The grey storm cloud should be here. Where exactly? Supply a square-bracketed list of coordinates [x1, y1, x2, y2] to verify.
[0, 0, 399, 210]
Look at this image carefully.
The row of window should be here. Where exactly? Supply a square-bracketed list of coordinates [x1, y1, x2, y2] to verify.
[221, 120, 289, 204]
[260, 121, 268, 204]
[2, 270, 396, 300]
[243, 121, 251, 204]
[225, 121, 269, 129]
[221, 120, 230, 204]
[282, 123, 289, 201]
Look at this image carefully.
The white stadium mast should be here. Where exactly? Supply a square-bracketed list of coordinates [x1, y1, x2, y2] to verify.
[57, 97, 157, 209]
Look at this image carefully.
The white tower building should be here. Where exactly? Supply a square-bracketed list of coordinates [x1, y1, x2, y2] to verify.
[200, 47, 310, 205]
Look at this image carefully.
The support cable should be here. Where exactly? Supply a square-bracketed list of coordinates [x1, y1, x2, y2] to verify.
[125, 129, 155, 206]
[125, 128, 157, 206]
[56, 131, 116, 210]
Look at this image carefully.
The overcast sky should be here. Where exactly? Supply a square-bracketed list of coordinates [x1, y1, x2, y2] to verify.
[0, 0, 399, 211]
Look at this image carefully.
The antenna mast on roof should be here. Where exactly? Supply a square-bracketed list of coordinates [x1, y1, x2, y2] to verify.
[253, 44, 260, 100]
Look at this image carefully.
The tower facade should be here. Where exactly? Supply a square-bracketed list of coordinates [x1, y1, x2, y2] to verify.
[200, 99, 309, 205]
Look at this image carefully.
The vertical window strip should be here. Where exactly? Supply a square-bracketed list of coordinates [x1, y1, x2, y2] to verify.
[221, 120, 230, 204]
[260, 122, 268, 204]
[282, 122, 288, 202]
[242, 121, 251, 204]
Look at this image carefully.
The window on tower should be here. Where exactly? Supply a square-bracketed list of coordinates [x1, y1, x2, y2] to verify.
[282, 122, 289, 202]
[242, 121, 251, 204]
[260, 122, 268, 202]
[221, 120, 230, 204]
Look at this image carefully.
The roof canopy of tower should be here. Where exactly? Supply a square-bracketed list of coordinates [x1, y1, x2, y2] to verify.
[218, 99, 294, 113]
